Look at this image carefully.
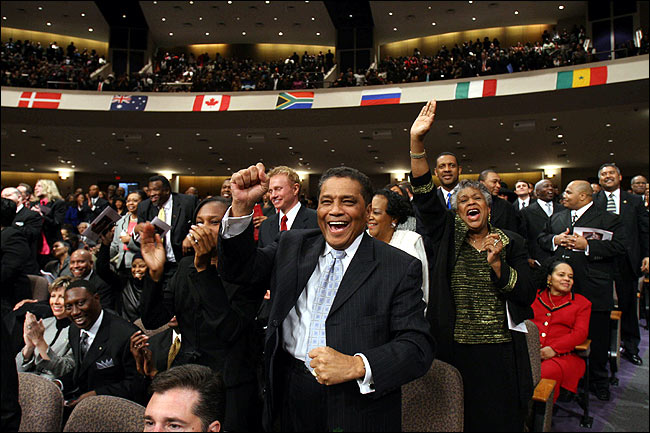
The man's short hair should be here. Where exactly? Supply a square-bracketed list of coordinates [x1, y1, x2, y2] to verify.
[515, 179, 528, 186]
[435, 152, 459, 166]
[597, 163, 621, 177]
[148, 175, 172, 191]
[1, 197, 17, 227]
[478, 169, 497, 182]
[18, 183, 32, 195]
[318, 166, 373, 206]
[267, 166, 301, 188]
[149, 365, 225, 431]
[67, 279, 98, 294]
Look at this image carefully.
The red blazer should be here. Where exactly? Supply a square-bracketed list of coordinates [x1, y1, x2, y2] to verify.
[531, 289, 591, 354]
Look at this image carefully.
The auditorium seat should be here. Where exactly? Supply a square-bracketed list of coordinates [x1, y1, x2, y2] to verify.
[402, 359, 464, 432]
[63, 395, 145, 432]
[609, 310, 622, 385]
[525, 320, 556, 432]
[27, 274, 50, 302]
[18, 372, 64, 432]
[574, 339, 593, 428]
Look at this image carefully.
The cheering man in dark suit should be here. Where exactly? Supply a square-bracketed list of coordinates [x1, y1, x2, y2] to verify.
[136, 175, 198, 275]
[433, 152, 462, 209]
[594, 164, 649, 366]
[2, 187, 42, 274]
[87, 185, 109, 221]
[218, 163, 434, 432]
[56, 280, 143, 407]
[538, 180, 626, 401]
[518, 179, 565, 269]
[257, 166, 318, 247]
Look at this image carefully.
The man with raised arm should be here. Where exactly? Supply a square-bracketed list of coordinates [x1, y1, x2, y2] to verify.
[217, 163, 434, 432]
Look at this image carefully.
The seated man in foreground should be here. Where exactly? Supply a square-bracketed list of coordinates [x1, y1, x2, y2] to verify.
[218, 163, 434, 431]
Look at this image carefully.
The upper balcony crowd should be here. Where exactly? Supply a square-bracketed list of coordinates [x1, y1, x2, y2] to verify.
[2, 25, 648, 92]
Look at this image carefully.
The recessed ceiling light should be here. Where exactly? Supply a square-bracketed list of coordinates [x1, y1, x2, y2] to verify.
[515, 162, 519, 166]
[289, 146, 293, 150]
[432, 22, 436, 26]
[505, 138, 510, 141]
[242, 31, 246, 35]
[510, 151, 515, 155]
[199, 16, 203, 20]
[21, 129, 26, 133]
[219, 157, 223, 161]
[609, 152, 614, 155]
[153, 1, 157, 4]
[266, 1, 270, 3]
[278, 31, 283, 36]
[46, 22, 51, 26]
[448, 124, 453, 128]
[122, 14, 126, 18]
[161, 17, 166, 21]
[315, 31, 320, 36]
[236, 16, 240, 20]
[189, 0, 193, 4]
[388, 12, 393, 16]
[299, 157, 303, 161]
[514, 10, 519, 15]
[205, 32, 210, 35]
[468, 1, 473, 3]
[80, 13, 85, 17]
[472, 17, 476, 21]
[359, 130, 364, 133]
[557, 134, 563, 138]
[323, 139, 328, 142]
[88, 28, 93, 32]
[558, 5, 565, 10]
[156, 133, 161, 136]
[499, 122, 504, 126]
[428, 6, 432, 10]
[71, 165, 75, 168]
[331, 149, 335, 152]
[169, 32, 173, 36]
[10, 153, 15, 157]
[208, 146, 212, 149]
[607, 139, 613, 143]
[274, 17, 278, 20]
[38, 6, 43, 10]
[76, 139, 82, 142]
[393, 27, 397, 31]
[227, 0, 232, 4]
[605, 123, 611, 127]
[168, 146, 173, 150]
[103, 162, 108, 165]
[374, 156, 379, 159]
[552, 117, 557, 121]
[349, 14, 353, 18]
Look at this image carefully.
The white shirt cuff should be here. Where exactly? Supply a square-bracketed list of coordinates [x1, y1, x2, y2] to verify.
[354, 353, 375, 394]
[221, 206, 254, 239]
[551, 236, 559, 251]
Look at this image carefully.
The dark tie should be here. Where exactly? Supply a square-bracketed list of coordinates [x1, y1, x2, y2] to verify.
[606, 193, 617, 214]
[571, 212, 578, 226]
[280, 215, 288, 231]
[446, 192, 452, 209]
[79, 331, 90, 360]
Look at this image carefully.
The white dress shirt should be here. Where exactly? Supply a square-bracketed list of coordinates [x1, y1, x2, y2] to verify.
[552, 201, 593, 255]
[605, 188, 620, 215]
[158, 195, 176, 262]
[82, 309, 104, 350]
[518, 197, 530, 208]
[540, 200, 554, 217]
[278, 201, 302, 231]
[221, 207, 375, 393]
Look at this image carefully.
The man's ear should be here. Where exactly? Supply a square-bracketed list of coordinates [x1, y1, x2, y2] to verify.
[208, 420, 221, 432]
[458, 165, 463, 175]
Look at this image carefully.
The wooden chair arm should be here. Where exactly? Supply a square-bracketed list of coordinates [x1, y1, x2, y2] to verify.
[610, 310, 622, 321]
[533, 378, 556, 403]
[575, 339, 591, 351]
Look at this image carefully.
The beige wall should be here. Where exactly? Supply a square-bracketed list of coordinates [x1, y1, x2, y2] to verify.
[178, 175, 231, 198]
[1, 27, 108, 57]
[380, 24, 554, 58]
[163, 43, 334, 62]
[429, 171, 544, 189]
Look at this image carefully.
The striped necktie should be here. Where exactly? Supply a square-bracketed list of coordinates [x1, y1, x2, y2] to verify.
[446, 192, 452, 209]
[606, 193, 617, 214]
[571, 211, 578, 226]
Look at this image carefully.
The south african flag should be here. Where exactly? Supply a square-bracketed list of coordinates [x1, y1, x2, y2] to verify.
[275, 91, 314, 110]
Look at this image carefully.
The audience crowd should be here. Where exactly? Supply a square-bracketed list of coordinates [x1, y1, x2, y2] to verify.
[3, 26, 649, 93]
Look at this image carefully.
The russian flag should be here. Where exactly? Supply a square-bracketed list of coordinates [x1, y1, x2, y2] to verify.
[360, 88, 401, 106]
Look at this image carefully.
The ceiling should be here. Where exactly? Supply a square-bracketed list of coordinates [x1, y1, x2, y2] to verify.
[1, 1, 586, 47]
[1, 79, 648, 178]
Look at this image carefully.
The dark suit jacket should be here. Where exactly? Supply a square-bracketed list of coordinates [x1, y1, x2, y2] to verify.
[518, 200, 565, 263]
[60, 310, 143, 403]
[436, 187, 454, 209]
[257, 204, 318, 247]
[137, 193, 199, 261]
[219, 224, 434, 432]
[88, 197, 109, 221]
[537, 204, 626, 310]
[40, 199, 66, 249]
[1, 227, 33, 314]
[13, 206, 43, 274]
[593, 190, 649, 277]
[411, 170, 535, 410]
[87, 271, 115, 313]
[490, 195, 519, 233]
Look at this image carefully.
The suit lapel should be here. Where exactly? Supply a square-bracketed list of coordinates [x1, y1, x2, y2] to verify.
[620, 191, 631, 218]
[329, 234, 378, 316]
[171, 195, 182, 232]
[574, 204, 599, 228]
[295, 235, 324, 300]
[529, 202, 546, 219]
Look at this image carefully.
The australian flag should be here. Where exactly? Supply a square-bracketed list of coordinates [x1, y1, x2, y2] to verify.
[110, 95, 148, 111]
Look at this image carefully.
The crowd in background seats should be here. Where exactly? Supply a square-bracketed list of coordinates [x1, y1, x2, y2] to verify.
[0, 38, 105, 90]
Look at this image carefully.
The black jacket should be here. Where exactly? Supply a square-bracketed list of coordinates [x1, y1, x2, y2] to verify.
[518, 200, 565, 263]
[257, 204, 318, 247]
[13, 206, 43, 274]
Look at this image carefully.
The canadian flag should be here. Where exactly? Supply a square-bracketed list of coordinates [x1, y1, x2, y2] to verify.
[18, 92, 62, 109]
[192, 95, 231, 111]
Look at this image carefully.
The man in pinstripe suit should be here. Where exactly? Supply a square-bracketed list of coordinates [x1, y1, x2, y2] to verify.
[218, 163, 434, 432]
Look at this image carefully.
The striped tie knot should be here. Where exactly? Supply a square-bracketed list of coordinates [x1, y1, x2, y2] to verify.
[606, 192, 616, 214]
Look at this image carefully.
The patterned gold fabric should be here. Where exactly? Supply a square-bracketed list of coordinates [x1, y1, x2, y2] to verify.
[450, 214, 515, 344]
[63, 395, 145, 432]
[18, 372, 64, 432]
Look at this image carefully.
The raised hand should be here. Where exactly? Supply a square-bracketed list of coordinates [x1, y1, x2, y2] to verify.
[140, 223, 166, 282]
[410, 99, 437, 141]
[189, 223, 218, 272]
[230, 163, 269, 217]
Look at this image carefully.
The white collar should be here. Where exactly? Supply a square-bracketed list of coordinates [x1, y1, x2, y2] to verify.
[323, 231, 364, 259]
[83, 309, 104, 341]
[573, 201, 593, 219]
[16, 203, 24, 213]
[172, 328, 182, 342]
[280, 200, 301, 221]
[605, 188, 620, 199]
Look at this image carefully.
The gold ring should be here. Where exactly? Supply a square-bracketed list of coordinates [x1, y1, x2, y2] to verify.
[26, 325, 32, 329]
[194, 239, 199, 244]
[311, 369, 318, 378]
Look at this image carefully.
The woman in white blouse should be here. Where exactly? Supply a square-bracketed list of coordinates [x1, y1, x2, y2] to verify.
[367, 189, 429, 309]
[15, 276, 74, 379]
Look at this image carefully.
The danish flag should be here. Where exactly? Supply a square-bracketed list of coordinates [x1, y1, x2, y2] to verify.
[17, 92, 62, 109]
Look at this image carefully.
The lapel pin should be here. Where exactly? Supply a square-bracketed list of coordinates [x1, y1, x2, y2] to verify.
[623, 200, 627, 204]
[99, 346, 103, 351]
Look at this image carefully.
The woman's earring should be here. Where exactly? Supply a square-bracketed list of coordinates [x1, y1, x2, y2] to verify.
[547, 279, 552, 290]
[391, 222, 397, 229]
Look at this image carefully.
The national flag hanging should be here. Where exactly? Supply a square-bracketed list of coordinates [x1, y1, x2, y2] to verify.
[110, 95, 148, 111]
[455, 79, 497, 99]
[360, 88, 401, 106]
[556, 66, 608, 89]
[193, 95, 231, 111]
[17, 92, 62, 109]
[275, 92, 314, 110]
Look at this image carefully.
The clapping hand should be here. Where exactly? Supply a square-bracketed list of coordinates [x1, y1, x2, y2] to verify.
[140, 223, 166, 282]
[230, 163, 269, 217]
[189, 223, 218, 272]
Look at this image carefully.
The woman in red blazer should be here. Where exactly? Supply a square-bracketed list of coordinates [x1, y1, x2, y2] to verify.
[531, 260, 591, 402]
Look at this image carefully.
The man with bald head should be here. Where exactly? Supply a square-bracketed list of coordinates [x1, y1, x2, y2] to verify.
[518, 179, 564, 268]
[538, 180, 626, 401]
[630, 175, 647, 197]
[87, 184, 109, 221]
[478, 169, 519, 233]
[69, 249, 114, 311]
[2, 187, 42, 274]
